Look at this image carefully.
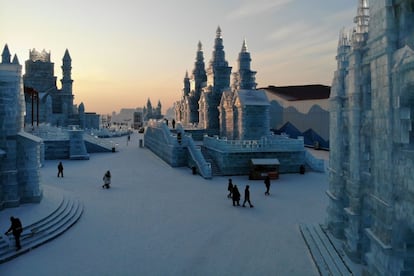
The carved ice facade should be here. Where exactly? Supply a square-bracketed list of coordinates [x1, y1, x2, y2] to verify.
[327, 0, 414, 274]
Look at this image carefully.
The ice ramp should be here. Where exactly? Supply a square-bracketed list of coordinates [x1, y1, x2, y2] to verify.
[83, 133, 115, 153]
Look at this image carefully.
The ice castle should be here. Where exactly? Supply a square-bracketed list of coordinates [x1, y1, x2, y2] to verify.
[0, 45, 42, 209]
[327, 0, 414, 274]
[145, 27, 325, 178]
[23, 47, 98, 129]
[175, 27, 268, 139]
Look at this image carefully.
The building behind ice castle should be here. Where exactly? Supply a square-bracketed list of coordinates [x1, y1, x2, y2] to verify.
[175, 27, 269, 139]
[327, 0, 414, 275]
[0, 45, 42, 209]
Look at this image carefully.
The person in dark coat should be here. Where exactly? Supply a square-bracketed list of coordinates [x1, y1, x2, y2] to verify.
[227, 178, 233, 198]
[5, 216, 23, 251]
[172, 119, 176, 129]
[242, 185, 254, 208]
[232, 185, 240, 206]
[102, 170, 111, 189]
[264, 176, 271, 195]
[57, 161, 64, 178]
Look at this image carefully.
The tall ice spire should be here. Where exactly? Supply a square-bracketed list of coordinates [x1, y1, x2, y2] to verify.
[353, 0, 369, 44]
[241, 38, 248, 53]
[1, 44, 11, 64]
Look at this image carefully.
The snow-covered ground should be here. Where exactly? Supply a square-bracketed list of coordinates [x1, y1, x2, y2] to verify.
[0, 133, 328, 276]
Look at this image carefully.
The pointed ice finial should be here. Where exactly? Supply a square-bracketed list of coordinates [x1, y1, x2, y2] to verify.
[198, 41, 203, 51]
[12, 54, 19, 65]
[216, 26, 222, 38]
[2, 44, 11, 64]
[338, 28, 350, 47]
[241, 38, 248, 53]
[63, 49, 71, 61]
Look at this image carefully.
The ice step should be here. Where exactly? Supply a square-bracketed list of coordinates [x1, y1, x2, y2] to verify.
[0, 195, 83, 264]
[299, 224, 353, 276]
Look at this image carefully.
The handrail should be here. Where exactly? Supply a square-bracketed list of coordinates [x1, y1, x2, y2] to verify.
[186, 137, 212, 179]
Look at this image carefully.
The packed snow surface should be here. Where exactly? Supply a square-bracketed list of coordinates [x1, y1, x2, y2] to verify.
[0, 133, 328, 275]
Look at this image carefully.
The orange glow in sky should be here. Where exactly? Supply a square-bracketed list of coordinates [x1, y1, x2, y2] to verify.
[1, 0, 356, 115]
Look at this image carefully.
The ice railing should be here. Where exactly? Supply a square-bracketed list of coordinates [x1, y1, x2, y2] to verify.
[203, 135, 305, 152]
[176, 124, 212, 179]
[25, 124, 69, 140]
[147, 119, 177, 145]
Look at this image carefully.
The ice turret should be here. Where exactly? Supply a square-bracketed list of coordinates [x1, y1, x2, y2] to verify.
[192, 41, 207, 95]
[61, 49, 73, 92]
[233, 39, 257, 91]
[12, 54, 19, 65]
[1, 44, 11, 64]
[353, 0, 369, 45]
[183, 71, 190, 97]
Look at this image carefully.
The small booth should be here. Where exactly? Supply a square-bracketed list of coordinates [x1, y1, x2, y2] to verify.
[249, 158, 280, 180]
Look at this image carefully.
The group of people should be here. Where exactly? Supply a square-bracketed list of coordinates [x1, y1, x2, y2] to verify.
[227, 179, 254, 208]
[227, 176, 272, 208]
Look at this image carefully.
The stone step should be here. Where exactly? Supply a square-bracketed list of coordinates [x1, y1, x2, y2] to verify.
[0, 195, 83, 264]
[299, 224, 353, 276]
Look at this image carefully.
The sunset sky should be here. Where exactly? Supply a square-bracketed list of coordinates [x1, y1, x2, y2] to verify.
[1, 0, 356, 115]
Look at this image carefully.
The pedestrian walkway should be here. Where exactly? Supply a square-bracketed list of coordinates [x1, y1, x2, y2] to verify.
[0, 133, 331, 275]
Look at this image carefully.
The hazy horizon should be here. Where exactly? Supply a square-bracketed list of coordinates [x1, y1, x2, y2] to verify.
[1, 0, 356, 114]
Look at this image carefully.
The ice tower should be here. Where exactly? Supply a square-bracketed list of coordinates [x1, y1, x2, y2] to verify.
[23, 48, 76, 127]
[0, 44, 42, 209]
[327, 1, 414, 274]
[199, 26, 232, 134]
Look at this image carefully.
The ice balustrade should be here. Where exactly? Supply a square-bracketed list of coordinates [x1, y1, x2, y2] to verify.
[26, 124, 69, 140]
[203, 135, 305, 152]
[148, 119, 176, 144]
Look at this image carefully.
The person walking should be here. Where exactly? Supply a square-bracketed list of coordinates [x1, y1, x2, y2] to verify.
[227, 178, 233, 198]
[242, 185, 254, 208]
[57, 161, 64, 178]
[5, 216, 23, 251]
[264, 175, 271, 195]
[232, 185, 240, 206]
[102, 170, 111, 189]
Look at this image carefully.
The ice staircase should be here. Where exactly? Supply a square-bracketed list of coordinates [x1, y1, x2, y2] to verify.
[299, 224, 354, 276]
[200, 146, 222, 176]
[0, 195, 84, 264]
